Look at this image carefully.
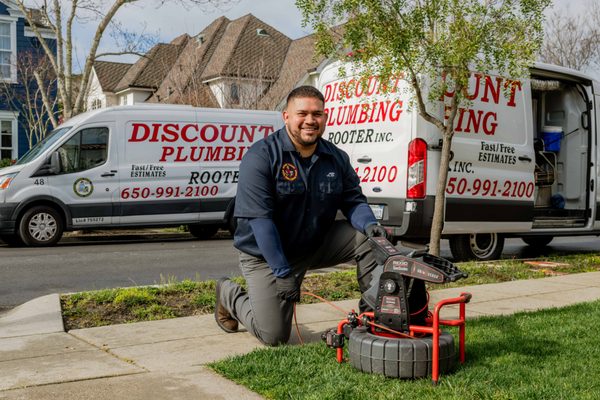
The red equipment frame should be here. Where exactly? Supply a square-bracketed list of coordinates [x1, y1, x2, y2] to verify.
[335, 292, 472, 385]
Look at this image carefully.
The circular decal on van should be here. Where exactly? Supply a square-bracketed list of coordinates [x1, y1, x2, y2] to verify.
[281, 163, 298, 181]
[73, 178, 94, 197]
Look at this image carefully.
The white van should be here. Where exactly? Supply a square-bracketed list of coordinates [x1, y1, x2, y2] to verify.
[318, 61, 600, 260]
[0, 104, 282, 246]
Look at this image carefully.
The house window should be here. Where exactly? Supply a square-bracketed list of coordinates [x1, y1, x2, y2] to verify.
[0, 112, 17, 160]
[230, 83, 240, 105]
[0, 19, 16, 82]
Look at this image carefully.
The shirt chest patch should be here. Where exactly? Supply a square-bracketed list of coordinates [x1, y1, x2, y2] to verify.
[281, 163, 298, 181]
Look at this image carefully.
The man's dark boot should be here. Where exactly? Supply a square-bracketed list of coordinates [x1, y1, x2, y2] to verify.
[214, 278, 238, 333]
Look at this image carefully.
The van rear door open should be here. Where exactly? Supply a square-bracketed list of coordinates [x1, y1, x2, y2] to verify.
[442, 73, 536, 234]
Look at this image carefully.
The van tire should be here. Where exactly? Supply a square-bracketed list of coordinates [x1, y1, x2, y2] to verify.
[449, 233, 504, 261]
[522, 236, 553, 248]
[348, 327, 456, 378]
[188, 224, 218, 240]
[18, 206, 63, 246]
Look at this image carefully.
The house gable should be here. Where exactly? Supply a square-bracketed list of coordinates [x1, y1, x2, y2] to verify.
[88, 13, 329, 112]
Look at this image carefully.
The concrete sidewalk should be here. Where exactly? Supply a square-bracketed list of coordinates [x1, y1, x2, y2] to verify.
[2, 272, 600, 399]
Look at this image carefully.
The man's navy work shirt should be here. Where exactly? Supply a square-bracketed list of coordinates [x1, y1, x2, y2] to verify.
[233, 127, 368, 260]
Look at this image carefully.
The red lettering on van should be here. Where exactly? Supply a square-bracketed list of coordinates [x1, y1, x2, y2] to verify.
[127, 123, 276, 144]
[181, 124, 199, 142]
[130, 123, 150, 142]
[442, 72, 523, 108]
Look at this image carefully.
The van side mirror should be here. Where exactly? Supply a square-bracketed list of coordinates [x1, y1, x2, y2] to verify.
[31, 151, 61, 177]
[49, 151, 60, 174]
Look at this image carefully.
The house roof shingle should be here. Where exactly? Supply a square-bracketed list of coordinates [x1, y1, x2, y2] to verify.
[95, 13, 331, 110]
[114, 37, 189, 92]
[257, 33, 324, 110]
[93, 61, 133, 92]
[148, 16, 229, 105]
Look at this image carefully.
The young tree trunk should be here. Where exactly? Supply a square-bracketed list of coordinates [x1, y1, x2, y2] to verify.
[429, 130, 453, 256]
[427, 82, 461, 256]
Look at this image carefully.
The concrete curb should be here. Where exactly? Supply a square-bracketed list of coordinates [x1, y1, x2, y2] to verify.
[0, 294, 64, 339]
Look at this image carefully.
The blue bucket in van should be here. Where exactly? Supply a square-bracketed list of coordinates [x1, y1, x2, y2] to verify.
[541, 126, 563, 152]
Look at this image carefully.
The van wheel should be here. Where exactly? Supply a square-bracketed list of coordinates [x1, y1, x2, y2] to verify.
[348, 327, 456, 379]
[18, 206, 63, 246]
[188, 224, 218, 240]
[449, 233, 504, 261]
[522, 236, 553, 248]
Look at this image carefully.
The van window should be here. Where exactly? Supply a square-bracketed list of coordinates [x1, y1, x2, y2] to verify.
[17, 126, 72, 165]
[57, 127, 108, 174]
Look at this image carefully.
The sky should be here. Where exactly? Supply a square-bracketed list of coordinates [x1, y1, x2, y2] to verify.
[67, 0, 589, 69]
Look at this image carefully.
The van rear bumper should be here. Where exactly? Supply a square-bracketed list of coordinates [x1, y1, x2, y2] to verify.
[0, 203, 18, 234]
[369, 196, 434, 241]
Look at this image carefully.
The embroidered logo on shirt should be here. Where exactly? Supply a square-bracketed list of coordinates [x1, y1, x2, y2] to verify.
[326, 172, 336, 178]
[281, 163, 298, 181]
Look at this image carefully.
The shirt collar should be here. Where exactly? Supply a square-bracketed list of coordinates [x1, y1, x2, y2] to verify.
[278, 126, 334, 156]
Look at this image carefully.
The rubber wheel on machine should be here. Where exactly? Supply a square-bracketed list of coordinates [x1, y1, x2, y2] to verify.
[18, 206, 63, 246]
[188, 224, 219, 240]
[348, 327, 456, 379]
[522, 236, 553, 248]
[449, 233, 504, 261]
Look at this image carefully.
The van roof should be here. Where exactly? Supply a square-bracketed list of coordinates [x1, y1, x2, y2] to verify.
[532, 62, 596, 84]
[57, 104, 280, 130]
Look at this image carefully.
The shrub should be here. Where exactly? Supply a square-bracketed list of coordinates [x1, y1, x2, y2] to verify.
[0, 158, 14, 168]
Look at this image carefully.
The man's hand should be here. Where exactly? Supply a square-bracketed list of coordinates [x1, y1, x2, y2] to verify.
[276, 274, 301, 302]
[365, 223, 388, 240]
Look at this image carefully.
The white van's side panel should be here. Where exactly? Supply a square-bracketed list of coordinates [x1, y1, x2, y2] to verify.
[319, 62, 413, 221]
[440, 73, 535, 233]
[119, 109, 203, 225]
[117, 108, 281, 226]
[49, 121, 119, 227]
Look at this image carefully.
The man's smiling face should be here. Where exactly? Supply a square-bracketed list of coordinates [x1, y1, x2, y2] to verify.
[283, 96, 328, 154]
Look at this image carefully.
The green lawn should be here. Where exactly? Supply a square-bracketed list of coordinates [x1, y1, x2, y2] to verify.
[210, 300, 600, 400]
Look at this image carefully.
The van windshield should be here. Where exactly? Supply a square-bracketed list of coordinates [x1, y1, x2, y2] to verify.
[16, 127, 72, 165]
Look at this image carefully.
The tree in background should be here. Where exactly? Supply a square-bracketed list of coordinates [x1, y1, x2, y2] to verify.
[14, 0, 236, 124]
[540, 0, 600, 72]
[0, 50, 58, 149]
[297, 0, 550, 256]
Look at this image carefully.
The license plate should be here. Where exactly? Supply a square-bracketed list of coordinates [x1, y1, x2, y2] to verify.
[369, 204, 384, 220]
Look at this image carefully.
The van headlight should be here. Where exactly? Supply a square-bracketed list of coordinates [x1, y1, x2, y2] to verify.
[0, 172, 18, 190]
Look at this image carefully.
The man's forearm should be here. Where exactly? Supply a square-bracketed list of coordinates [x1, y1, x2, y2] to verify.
[249, 218, 291, 277]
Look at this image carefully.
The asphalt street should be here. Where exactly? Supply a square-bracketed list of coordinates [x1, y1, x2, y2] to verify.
[1, 234, 600, 311]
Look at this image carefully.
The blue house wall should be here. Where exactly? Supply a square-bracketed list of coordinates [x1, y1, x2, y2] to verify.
[0, 1, 57, 160]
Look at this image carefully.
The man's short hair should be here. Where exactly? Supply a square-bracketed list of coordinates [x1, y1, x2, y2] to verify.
[286, 85, 325, 106]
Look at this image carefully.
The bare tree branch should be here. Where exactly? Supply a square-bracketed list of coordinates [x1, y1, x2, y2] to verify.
[540, 1, 600, 71]
[14, 0, 236, 121]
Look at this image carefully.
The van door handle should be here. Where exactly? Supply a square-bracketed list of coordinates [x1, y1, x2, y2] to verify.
[357, 156, 372, 163]
[101, 170, 117, 177]
[518, 155, 532, 162]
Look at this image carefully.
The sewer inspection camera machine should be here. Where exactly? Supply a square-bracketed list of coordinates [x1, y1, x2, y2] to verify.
[322, 237, 471, 385]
